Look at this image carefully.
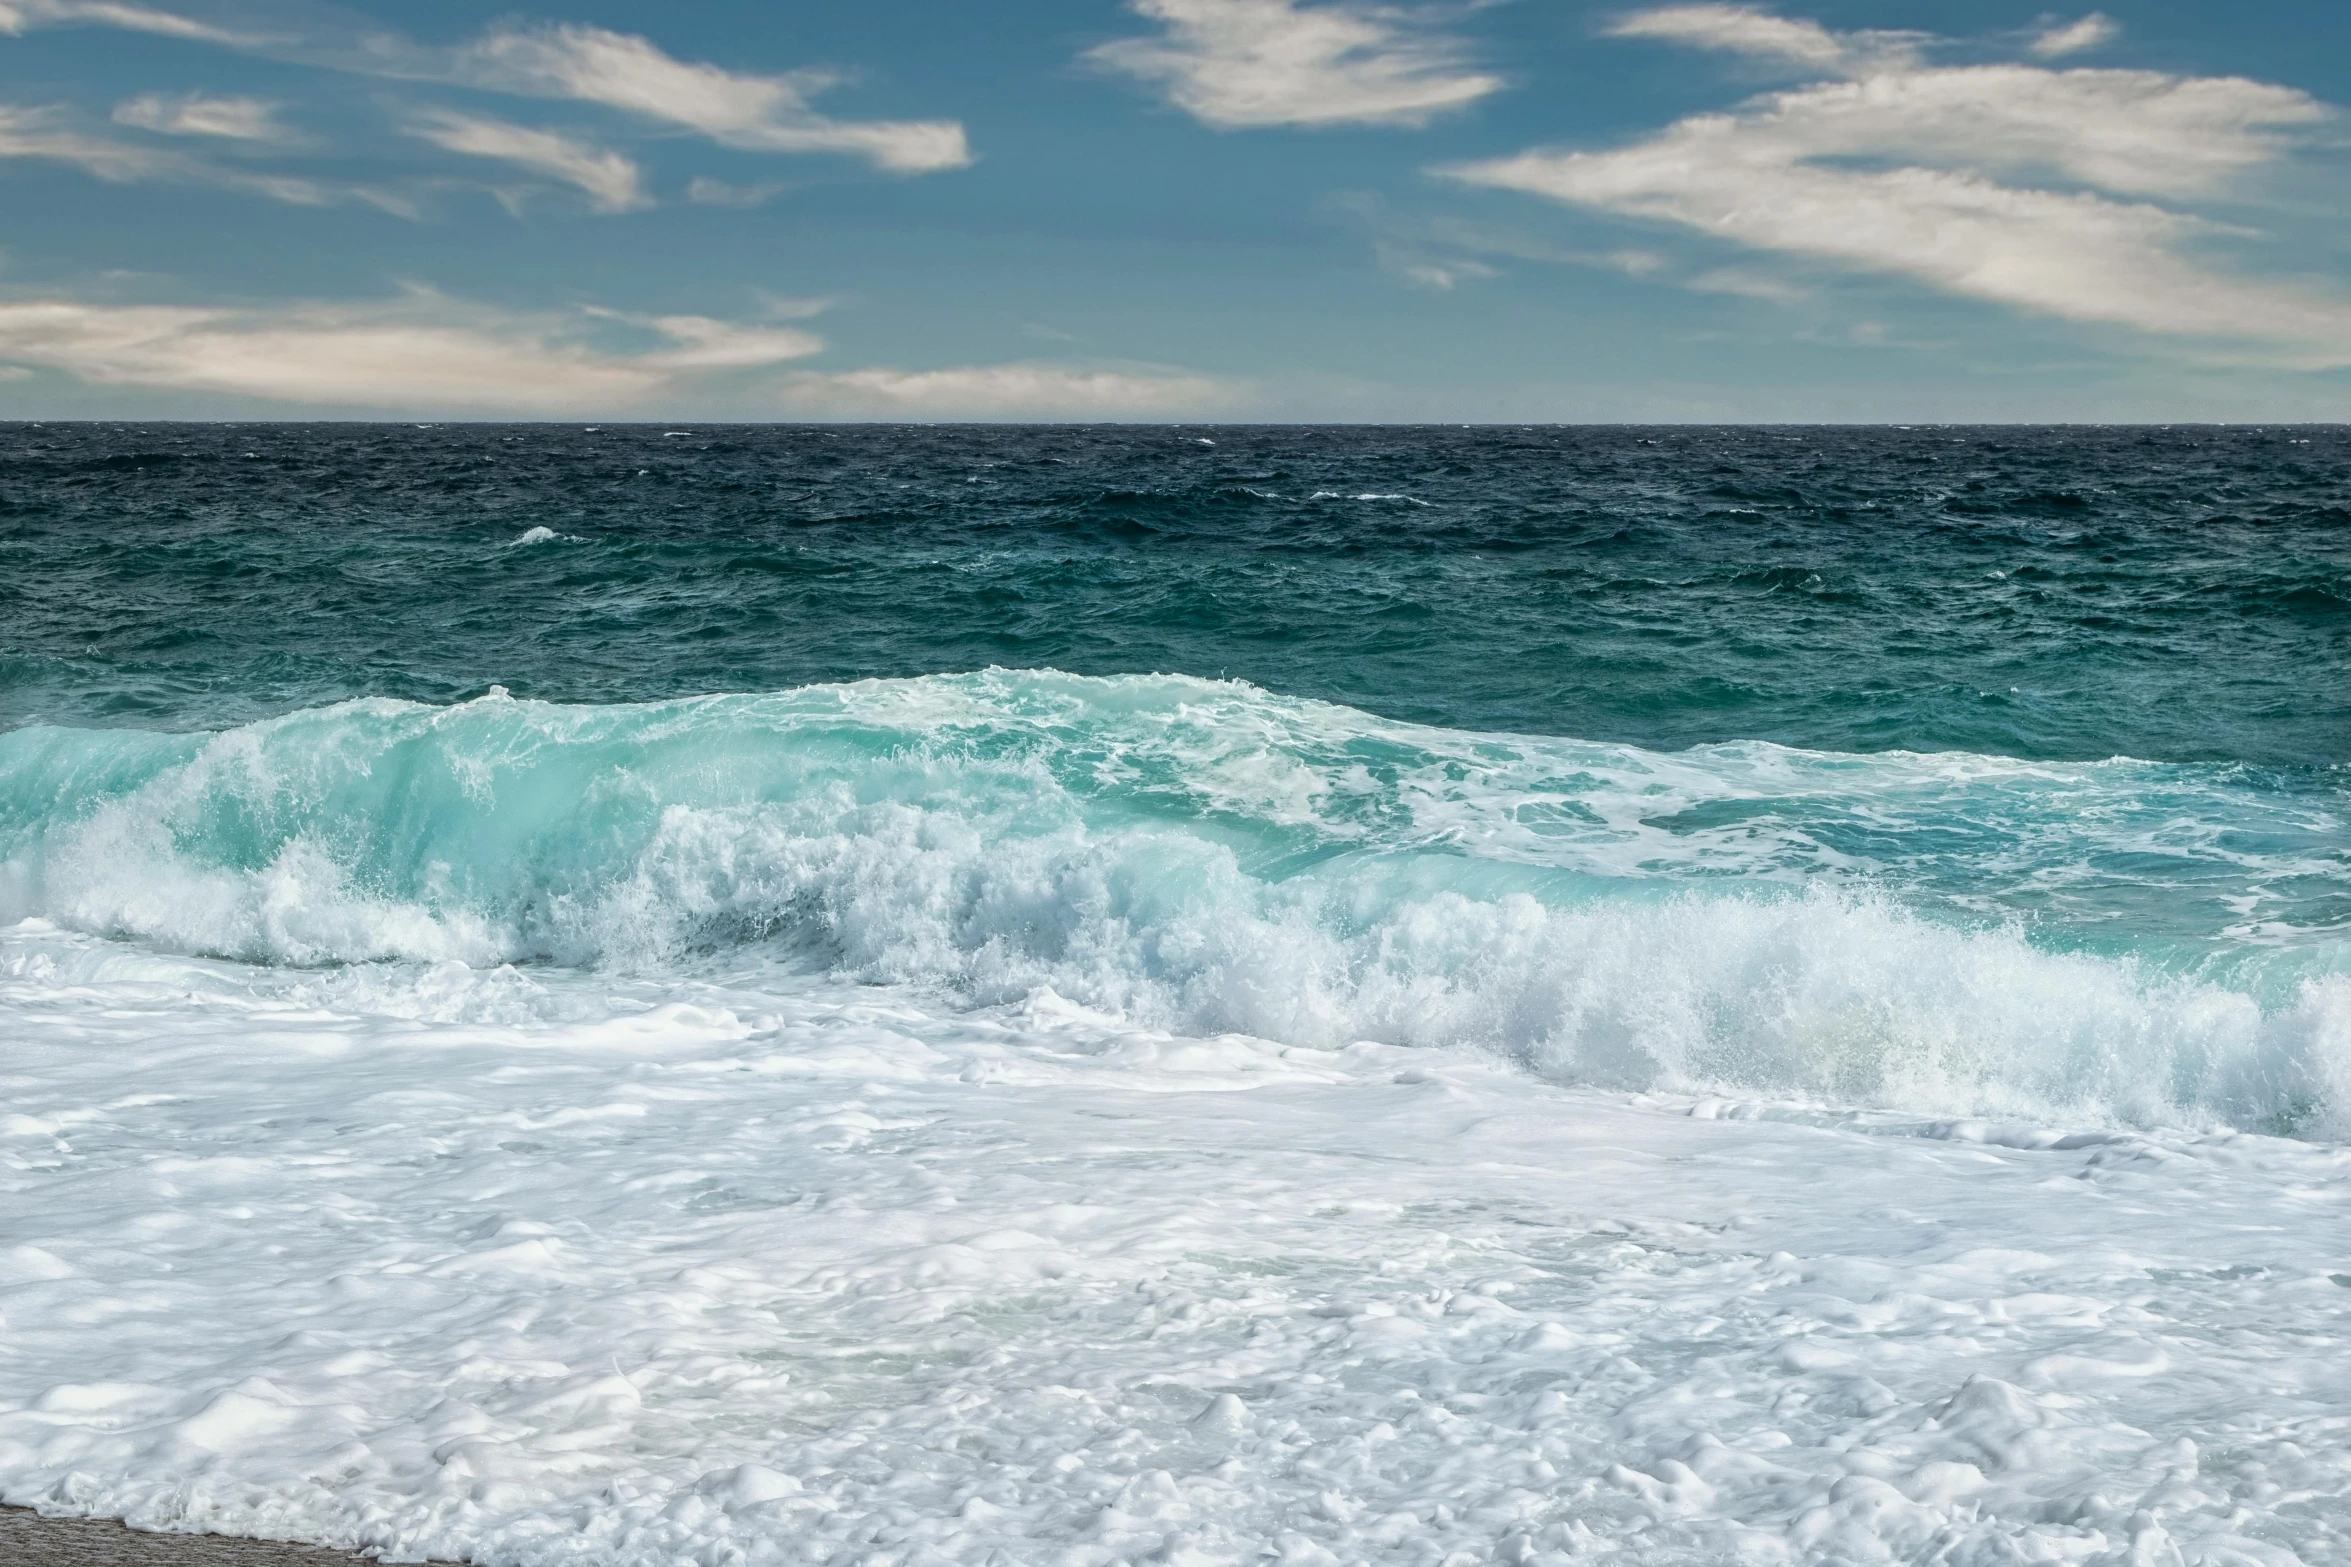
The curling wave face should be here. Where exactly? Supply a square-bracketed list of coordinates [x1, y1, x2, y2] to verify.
[3, 670, 2343, 1133]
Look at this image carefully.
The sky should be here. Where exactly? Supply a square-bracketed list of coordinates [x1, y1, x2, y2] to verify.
[0, 0, 2346, 420]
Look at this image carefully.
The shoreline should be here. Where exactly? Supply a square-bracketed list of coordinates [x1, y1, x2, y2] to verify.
[0, 1509, 450, 1565]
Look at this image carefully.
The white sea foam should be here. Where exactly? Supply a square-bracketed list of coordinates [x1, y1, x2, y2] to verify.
[4, 921, 2350, 1566]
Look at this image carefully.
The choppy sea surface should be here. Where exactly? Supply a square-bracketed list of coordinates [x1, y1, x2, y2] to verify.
[2, 424, 2348, 1566]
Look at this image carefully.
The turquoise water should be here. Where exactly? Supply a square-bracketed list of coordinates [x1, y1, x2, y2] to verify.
[2, 423, 2345, 1129]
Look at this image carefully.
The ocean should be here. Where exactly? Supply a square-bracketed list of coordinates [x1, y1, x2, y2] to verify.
[2, 422, 2347, 1565]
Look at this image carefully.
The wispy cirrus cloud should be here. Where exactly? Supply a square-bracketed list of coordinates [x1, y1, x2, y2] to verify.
[405, 109, 647, 212]
[1383, 247, 1496, 289]
[0, 0, 257, 44]
[2028, 11, 2119, 59]
[1336, 191, 1704, 295]
[0, 102, 407, 212]
[113, 91, 298, 143]
[1088, 0, 1502, 129]
[3, 2, 971, 207]
[580, 307, 825, 369]
[1441, 6, 2351, 361]
[0, 103, 169, 181]
[1601, 4, 1933, 72]
[443, 22, 970, 173]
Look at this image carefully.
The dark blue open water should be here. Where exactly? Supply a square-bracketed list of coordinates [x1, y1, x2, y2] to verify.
[5, 423, 2345, 760]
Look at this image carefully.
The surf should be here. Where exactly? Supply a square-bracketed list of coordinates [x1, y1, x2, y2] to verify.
[2, 669, 2341, 1135]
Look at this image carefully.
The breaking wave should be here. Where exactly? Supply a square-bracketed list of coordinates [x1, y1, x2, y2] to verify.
[2, 671, 2343, 1133]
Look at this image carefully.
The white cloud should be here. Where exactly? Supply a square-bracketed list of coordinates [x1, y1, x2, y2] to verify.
[1088, 0, 1502, 129]
[1443, 10, 2351, 359]
[0, 102, 405, 210]
[0, 293, 830, 410]
[1695, 67, 2325, 198]
[641, 318, 823, 369]
[0, 0, 256, 44]
[113, 91, 295, 143]
[5, 7, 969, 177]
[580, 307, 824, 368]
[451, 22, 970, 172]
[2030, 12, 2119, 59]
[406, 109, 646, 211]
[0, 300, 654, 409]
[0, 103, 169, 181]
[1341, 192, 1691, 293]
[0, 290, 1241, 420]
[1603, 5, 1857, 69]
[1388, 250, 1496, 289]
[775, 362, 1237, 417]
[0, 292, 1224, 419]
[1602, 4, 1930, 73]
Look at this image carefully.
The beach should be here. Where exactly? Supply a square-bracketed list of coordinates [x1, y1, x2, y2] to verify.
[2, 1507, 398, 1564]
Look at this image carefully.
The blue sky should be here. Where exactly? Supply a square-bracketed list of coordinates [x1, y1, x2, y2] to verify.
[0, 0, 2346, 419]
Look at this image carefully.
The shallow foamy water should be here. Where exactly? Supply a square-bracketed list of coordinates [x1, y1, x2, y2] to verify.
[5, 923, 2349, 1566]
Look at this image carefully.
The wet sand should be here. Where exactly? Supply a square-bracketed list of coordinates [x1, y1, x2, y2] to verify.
[0, 1509, 452, 1565]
